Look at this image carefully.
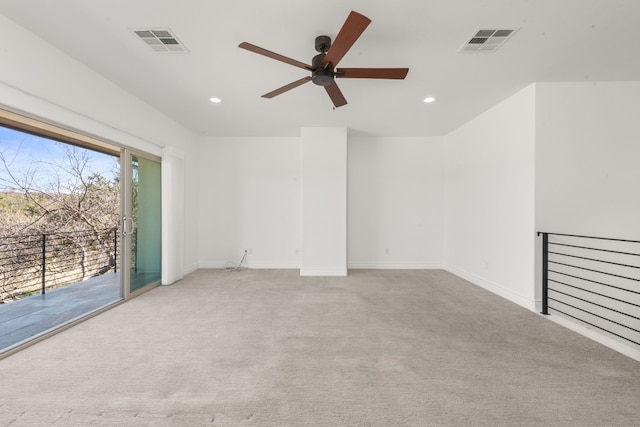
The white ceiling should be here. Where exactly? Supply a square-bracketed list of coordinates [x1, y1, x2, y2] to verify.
[0, 0, 639, 137]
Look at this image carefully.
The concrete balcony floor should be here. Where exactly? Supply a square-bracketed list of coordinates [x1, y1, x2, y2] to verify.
[0, 273, 122, 352]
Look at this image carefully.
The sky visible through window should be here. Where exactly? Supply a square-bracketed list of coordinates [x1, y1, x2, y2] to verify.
[0, 126, 119, 192]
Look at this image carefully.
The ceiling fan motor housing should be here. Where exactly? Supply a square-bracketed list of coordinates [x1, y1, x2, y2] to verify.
[312, 68, 334, 86]
[311, 51, 334, 86]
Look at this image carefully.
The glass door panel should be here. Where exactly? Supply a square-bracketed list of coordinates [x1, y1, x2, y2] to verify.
[123, 153, 161, 294]
[130, 155, 161, 292]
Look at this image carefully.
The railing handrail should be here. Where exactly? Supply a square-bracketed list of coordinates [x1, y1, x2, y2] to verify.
[537, 231, 640, 244]
[0, 227, 118, 240]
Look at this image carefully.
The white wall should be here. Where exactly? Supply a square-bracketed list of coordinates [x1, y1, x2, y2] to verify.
[198, 134, 445, 273]
[348, 136, 444, 269]
[535, 82, 640, 360]
[0, 14, 200, 276]
[198, 137, 302, 269]
[444, 85, 536, 309]
[301, 128, 348, 276]
[535, 82, 640, 240]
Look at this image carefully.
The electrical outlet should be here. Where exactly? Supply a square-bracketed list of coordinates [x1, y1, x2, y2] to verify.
[246, 248, 253, 255]
[385, 248, 390, 255]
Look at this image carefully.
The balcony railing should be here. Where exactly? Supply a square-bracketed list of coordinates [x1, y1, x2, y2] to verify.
[0, 228, 119, 303]
[538, 232, 640, 349]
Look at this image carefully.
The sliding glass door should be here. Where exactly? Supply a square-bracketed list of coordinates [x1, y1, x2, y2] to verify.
[122, 151, 161, 295]
[0, 108, 163, 355]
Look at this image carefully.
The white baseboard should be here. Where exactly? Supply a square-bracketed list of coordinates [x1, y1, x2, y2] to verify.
[249, 263, 300, 269]
[200, 261, 442, 272]
[545, 314, 640, 362]
[198, 260, 299, 270]
[198, 260, 227, 269]
[183, 262, 199, 275]
[444, 264, 537, 312]
[300, 268, 348, 277]
[348, 262, 442, 269]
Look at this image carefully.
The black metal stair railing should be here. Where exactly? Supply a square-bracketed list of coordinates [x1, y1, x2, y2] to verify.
[538, 232, 640, 348]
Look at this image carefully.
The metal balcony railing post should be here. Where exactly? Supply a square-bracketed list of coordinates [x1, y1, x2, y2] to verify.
[41, 233, 46, 295]
[541, 232, 549, 315]
[113, 228, 118, 273]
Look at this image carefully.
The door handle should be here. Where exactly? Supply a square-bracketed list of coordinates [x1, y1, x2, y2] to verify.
[122, 217, 134, 236]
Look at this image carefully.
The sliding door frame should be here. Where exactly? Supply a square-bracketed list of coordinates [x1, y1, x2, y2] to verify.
[120, 147, 162, 299]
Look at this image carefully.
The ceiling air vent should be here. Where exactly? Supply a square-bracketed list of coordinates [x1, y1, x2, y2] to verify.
[458, 28, 518, 53]
[132, 28, 189, 53]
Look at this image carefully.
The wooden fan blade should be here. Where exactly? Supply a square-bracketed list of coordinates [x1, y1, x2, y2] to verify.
[324, 82, 348, 108]
[321, 11, 371, 68]
[336, 68, 409, 79]
[239, 42, 312, 71]
[262, 77, 312, 98]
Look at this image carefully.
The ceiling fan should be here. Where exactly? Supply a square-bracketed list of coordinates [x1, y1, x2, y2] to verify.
[239, 10, 409, 108]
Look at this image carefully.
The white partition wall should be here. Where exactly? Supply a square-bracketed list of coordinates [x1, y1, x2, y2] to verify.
[444, 85, 536, 310]
[301, 127, 348, 276]
[162, 146, 185, 285]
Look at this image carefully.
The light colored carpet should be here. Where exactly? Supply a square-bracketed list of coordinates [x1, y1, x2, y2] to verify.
[0, 269, 639, 426]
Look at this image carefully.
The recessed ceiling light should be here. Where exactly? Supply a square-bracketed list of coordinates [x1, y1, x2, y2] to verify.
[423, 97, 436, 103]
[209, 97, 222, 103]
